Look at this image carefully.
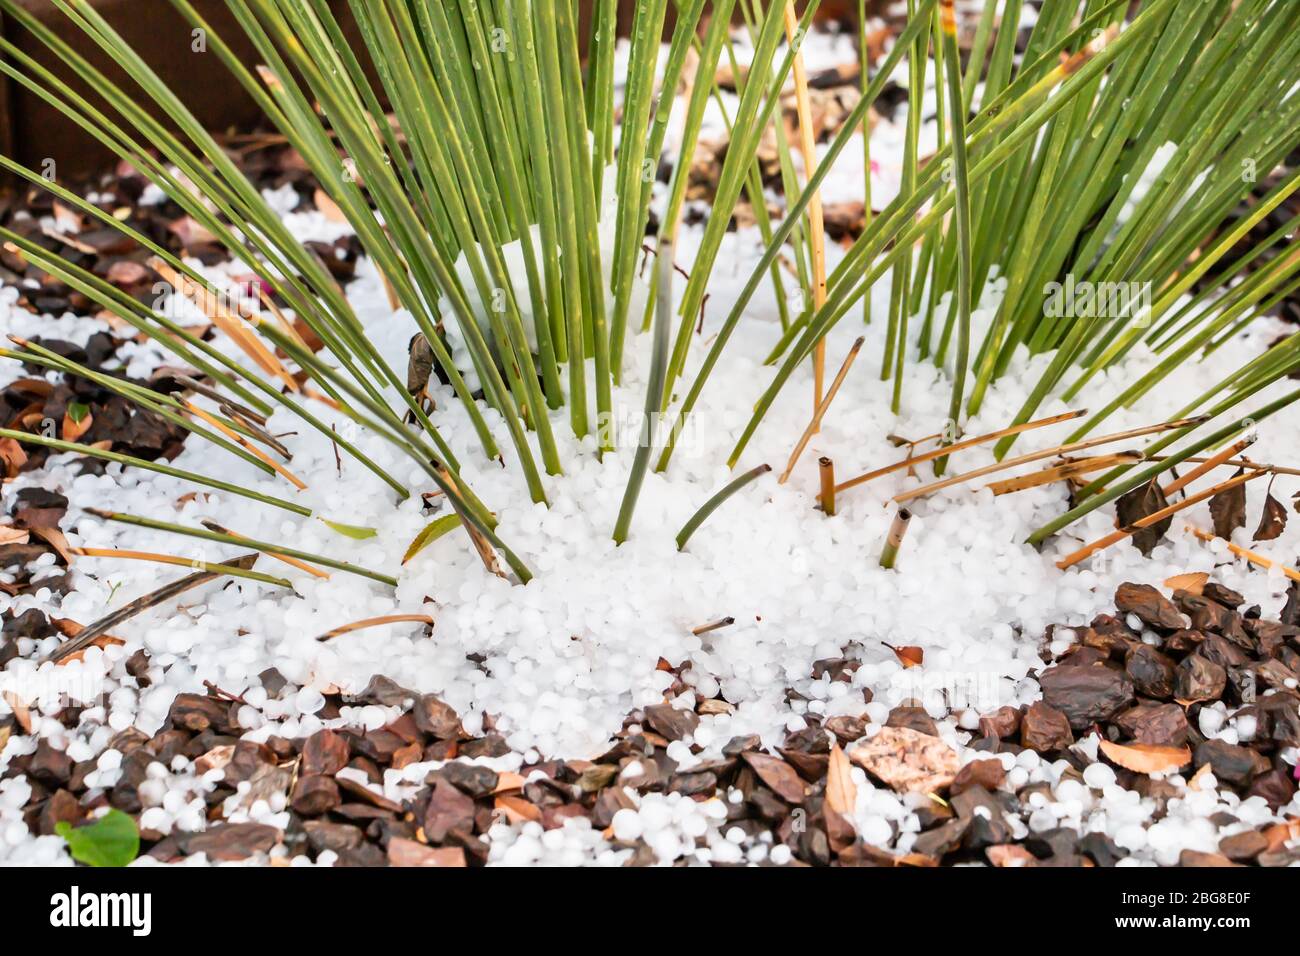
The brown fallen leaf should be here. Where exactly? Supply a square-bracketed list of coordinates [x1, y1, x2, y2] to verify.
[313, 188, 348, 223]
[62, 407, 93, 442]
[1209, 468, 1247, 539]
[1098, 739, 1191, 776]
[849, 726, 960, 794]
[1116, 478, 1171, 555]
[492, 771, 526, 794]
[825, 743, 858, 827]
[0, 526, 30, 546]
[0, 437, 28, 478]
[986, 844, 1037, 867]
[1163, 571, 1208, 595]
[2, 691, 32, 734]
[884, 643, 924, 668]
[31, 527, 75, 565]
[494, 793, 541, 824]
[1253, 489, 1287, 542]
[1187, 763, 1214, 791]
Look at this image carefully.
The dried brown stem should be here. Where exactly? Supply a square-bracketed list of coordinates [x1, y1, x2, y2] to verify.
[783, 0, 828, 423]
[1186, 524, 1300, 583]
[184, 400, 306, 490]
[819, 456, 836, 515]
[778, 337, 865, 484]
[987, 453, 1141, 496]
[836, 408, 1088, 494]
[200, 520, 328, 579]
[316, 614, 434, 642]
[1161, 436, 1256, 497]
[43, 553, 261, 664]
[879, 508, 912, 569]
[893, 416, 1208, 505]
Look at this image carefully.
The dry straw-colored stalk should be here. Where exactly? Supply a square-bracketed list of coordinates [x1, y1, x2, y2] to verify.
[200, 519, 328, 580]
[1186, 524, 1300, 583]
[894, 416, 1206, 505]
[878, 508, 913, 569]
[818, 456, 837, 515]
[1160, 436, 1255, 497]
[778, 337, 864, 483]
[987, 452, 1141, 496]
[783, 0, 829, 421]
[316, 614, 434, 642]
[836, 408, 1087, 494]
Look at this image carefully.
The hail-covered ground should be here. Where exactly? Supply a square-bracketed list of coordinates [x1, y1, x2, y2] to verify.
[2, 18, 1298, 866]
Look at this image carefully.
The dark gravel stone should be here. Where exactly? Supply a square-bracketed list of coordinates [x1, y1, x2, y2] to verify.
[642, 703, 700, 742]
[290, 774, 340, 815]
[667, 771, 718, 796]
[28, 741, 73, 787]
[950, 759, 1006, 796]
[978, 706, 1021, 739]
[1040, 664, 1134, 730]
[459, 733, 509, 758]
[1218, 829, 1268, 861]
[1197, 633, 1250, 670]
[181, 823, 280, 861]
[167, 693, 233, 734]
[422, 780, 476, 843]
[1194, 739, 1270, 787]
[412, 694, 462, 739]
[824, 715, 867, 744]
[1115, 583, 1186, 630]
[1113, 702, 1189, 748]
[913, 817, 969, 857]
[723, 734, 762, 757]
[951, 786, 1012, 849]
[431, 762, 500, 798]
[1246, 767, 1295, 810]
[303, 820, 364, 854]
[1202, 582, 1245, 608]
[1125, 644, 1176, 699]
[301, 729, 349, 776]
[1174, 655, 1226, 702]
[1078, 831, 1128, 867]
[1021, 701, 1074, 753]
[885, 705, 939, 737]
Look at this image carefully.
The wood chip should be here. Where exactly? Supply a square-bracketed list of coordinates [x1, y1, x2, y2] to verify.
[849, 726, 960, 794]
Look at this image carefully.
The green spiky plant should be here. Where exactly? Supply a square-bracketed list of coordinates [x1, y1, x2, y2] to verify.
[0, 0, 1297, 592]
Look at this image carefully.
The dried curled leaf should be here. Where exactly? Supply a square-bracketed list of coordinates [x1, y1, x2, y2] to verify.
[884, 643, 924, 668]
[1209, 469, 1247, 539]
[1116, 478, 1170, 556]
[1253, 491, 1287, 542]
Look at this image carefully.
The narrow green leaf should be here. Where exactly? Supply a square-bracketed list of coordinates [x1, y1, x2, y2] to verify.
[402, 514, 463, 564]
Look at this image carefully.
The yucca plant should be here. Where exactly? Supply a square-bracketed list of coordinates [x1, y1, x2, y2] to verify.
[0, 0, 1297, 594]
